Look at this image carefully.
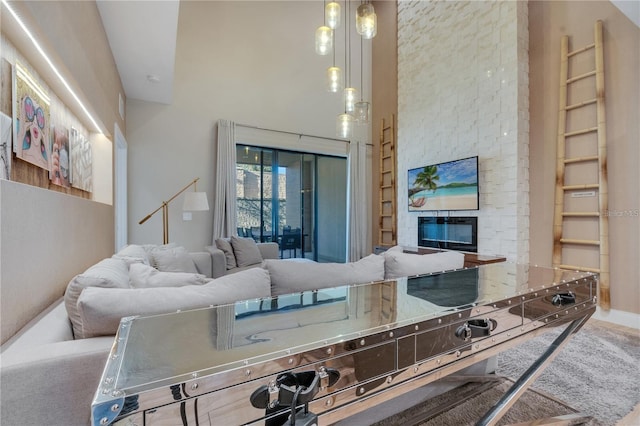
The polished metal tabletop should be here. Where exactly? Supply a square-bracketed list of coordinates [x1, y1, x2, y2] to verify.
[101, 263, 594, 397]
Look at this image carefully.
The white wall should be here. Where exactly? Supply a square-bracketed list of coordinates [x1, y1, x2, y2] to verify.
[127, 1, 371, 251]
[396, 1, 530, 262]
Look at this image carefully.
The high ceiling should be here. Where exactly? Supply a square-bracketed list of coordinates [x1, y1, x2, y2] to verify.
[96, 0, 180, 105]
[96, 0, 638, 106]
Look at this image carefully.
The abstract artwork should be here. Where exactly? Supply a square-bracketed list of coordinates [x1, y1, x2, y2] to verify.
[0, 112, 11, 180]
[50, 126, 70, 187]
[14, 63, 51, 170]
[70, 127, 92, 192]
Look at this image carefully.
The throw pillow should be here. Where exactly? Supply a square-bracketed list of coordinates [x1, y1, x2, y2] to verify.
[265, 254, 385, 296]
[230, 236, 263, 267]
[383, 250, 465, 279]
[128, 263, 209, 288]
[64, 257, 130, 339]
[215, 238, 237, 269]
[75, 267, 271, 338]
[113, 244, 151, 266]
[150, 245, 198, 273]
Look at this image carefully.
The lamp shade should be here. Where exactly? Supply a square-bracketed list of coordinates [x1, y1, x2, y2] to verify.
[183, 192, 209, 211]
[315, 26, 333, 55]
[337, 113, 354, 139]
[356, 3, 377, 39]
[327, 66, 343, 92]
[325, 2, 341, 29]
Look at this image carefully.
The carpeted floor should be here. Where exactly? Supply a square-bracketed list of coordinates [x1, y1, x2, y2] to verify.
[372, 319, 639, 426]
[497, 320, 640, 425]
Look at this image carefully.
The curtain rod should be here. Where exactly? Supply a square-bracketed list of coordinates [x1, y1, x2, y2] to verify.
[235, 122, 374, 146]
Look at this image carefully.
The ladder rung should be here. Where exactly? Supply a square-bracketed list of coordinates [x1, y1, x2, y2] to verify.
[381, 185, 392, 189]
[380, 228, 393, 232]
[560, 238, 600, 246]
[567, 70, 596, 84]
[382, 155, 392, 160]
[562, 212, 599, 217]
[562, 184, 599, 190]
[564, 156, 599, 164]
[557, 264, 600, 273]
[564, 127, 598, 137]
[567, 43, 595, 57]
[566, 98, 597, 111]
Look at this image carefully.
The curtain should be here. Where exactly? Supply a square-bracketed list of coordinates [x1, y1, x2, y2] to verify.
[348, 140, 370, 261]
[212, 119, 237, 241]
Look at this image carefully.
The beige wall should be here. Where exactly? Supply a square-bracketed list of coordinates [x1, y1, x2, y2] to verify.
[529, 1, 639, 315]
[127, 1, 372, 251]
[371, 0, 398, 248]
[0, 1, 123, 342]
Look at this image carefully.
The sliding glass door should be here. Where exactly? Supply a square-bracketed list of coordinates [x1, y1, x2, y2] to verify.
[236, 145, 347, 262]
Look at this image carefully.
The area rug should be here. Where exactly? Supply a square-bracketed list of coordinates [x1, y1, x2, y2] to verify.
[371, 377, 596, 426]
[372, 320, 638, 426]
[496, 320, 640, 426]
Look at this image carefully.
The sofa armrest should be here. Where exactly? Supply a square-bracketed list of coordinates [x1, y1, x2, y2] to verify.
[205, 245, 228, 278]
[1, 337, 114, 426]
[189, 251, 213, 278]
[258, 242, 279, 260]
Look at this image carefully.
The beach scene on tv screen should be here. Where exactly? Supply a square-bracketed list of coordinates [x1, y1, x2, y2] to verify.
[408, 157, 478, 211]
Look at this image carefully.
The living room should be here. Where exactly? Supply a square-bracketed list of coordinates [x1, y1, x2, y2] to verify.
[0, 0, 638, 424]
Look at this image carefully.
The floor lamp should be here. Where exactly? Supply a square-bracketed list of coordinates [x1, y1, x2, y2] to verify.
[138, 177, 209, 244]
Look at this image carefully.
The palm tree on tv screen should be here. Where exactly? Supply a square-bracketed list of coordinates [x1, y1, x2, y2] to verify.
[409, 165, 440, 206]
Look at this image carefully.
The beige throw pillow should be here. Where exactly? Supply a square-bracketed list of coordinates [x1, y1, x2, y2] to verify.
[76, 267, 271, 338]
[383, 250, 465, 279]
[151, 245, 198, 273]
[128, 263, 209, 288]
[265, 254, 385, 296]
[230, 236, 263, 267]
[215, 238, 237, 269]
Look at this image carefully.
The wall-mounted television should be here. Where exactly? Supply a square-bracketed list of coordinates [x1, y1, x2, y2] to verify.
[408, 156, 479, 211]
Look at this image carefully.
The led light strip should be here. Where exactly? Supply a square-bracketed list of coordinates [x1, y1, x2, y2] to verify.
[2, 0, 103, 134]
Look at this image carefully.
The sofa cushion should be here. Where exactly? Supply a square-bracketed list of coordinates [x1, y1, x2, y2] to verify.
[151, 244, 198, 273]
[215, 238, 237, 269]
[64, 257, 130, 339]
[230, 236, 262, 267]
[128, 263, 209, 288]
[265, 254, 385, 296]
[75, 267, 271, 338]
[113, 244, 151, 266]
[383, 249, 465, 279]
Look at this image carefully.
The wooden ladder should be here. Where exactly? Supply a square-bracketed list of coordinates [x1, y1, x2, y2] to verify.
[378, 114, 397, 246]
[552, 20, 610, 309]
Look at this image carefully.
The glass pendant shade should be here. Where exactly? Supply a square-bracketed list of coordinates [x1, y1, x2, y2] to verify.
[344, 87, 358, 113]
[315, 26, 333, 55]
[337, 113, 355, 139]
[356, 3, 377, 39]
[327, 66, 343, 93]
[325, 2, 341, 29]
[354, 101, 371, 123]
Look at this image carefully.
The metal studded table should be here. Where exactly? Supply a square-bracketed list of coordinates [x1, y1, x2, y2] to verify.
[91, 263, 597, 426]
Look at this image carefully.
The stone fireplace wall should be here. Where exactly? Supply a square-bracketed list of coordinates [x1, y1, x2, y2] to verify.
[396, 0, 529, 262]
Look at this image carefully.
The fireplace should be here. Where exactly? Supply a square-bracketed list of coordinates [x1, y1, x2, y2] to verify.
[418, 217, 478, 252]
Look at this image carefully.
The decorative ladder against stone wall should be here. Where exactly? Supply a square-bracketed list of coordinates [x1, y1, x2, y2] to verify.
[378, 114, 397, 246]
[552, 20, 610, 309]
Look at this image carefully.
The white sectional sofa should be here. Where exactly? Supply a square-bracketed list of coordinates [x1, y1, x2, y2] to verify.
[0, 242, 464, 426]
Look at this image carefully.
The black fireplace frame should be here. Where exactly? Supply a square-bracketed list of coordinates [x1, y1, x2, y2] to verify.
[417, 216, 478, 252]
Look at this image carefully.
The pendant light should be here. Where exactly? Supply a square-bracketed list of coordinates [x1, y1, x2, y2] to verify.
[325, 1, 341, 29]
[354, 35, 370, 123]
[356, 1, 377, 39]
[343, 1, 357, 112]
[337, 113, 354, 139]
[327, 66, 343, 92]
[315, 26, 332, 55]
[338, 0, 355, 138]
